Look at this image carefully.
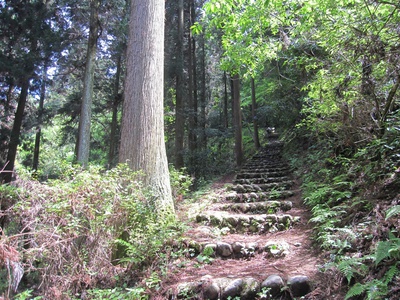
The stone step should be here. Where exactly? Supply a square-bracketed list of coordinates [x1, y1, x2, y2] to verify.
[236, 171, 290, 179]
[184, 239, 293, 260]
[172, 274, 311, 299]
[195, 211, 300, 234]
[239, 166, 290, 173]
[243, 160, 287, 166]
[253, 153, 282, 158]
[233, 176, 291, 185]
[229, 181, 294, 193]
[223, 190, 295, 202]
[219, 200, 292, 214]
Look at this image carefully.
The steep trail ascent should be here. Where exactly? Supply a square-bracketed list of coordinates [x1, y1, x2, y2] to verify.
[162, 137, 322, 299]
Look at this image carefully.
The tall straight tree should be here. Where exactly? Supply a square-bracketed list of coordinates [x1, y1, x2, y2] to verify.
[232, 73, 243, 167]
[187, 0, 198, 173]
[250, 77, 260, 149]
[119, 0, 175, 216]
[33, 64, 48, 171]
[174, 0, 185, 169]
[77, 0, 100, 167]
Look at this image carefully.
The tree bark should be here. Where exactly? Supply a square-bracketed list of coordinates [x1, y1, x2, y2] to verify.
[119, 0, 175, 217]
[232, 73, 243, 168]
[77, 0, 100, 167]
[174, 0, 185, 169]
[188, 0, 198, 172]
[33, 65, 48, 171]
[199, 32, 207, 150]
[223, 71, 229, 129]
[107, 54, 122, 168]
[250, 77, 260, 149]
[1, 78, 30, 183]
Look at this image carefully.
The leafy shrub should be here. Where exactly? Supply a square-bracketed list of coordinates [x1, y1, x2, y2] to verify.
[169, 165, 193, 198]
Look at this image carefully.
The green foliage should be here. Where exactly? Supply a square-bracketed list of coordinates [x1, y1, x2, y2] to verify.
[86, 286, 148, 300]
[385, 205, 400, 220]
[13, 289, 43, 300]
[196, 245, 215, 265]
[344, 265, 399, 300]
[257, 287, 272, 298]
[169, 165, 193, 198]
[374, 232, 400, 266]
[292, 122, 400, 299]
[1, 164, 182, 297]
[203, 0, 279, 75]
[337, 256, 368, 285]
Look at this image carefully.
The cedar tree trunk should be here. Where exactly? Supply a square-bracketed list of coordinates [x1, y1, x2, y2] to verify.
[119, 0, 175, 217]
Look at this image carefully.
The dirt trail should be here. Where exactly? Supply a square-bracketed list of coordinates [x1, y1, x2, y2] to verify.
[161, 140, 323, 299]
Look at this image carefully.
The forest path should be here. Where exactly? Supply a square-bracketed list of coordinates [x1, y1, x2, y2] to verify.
[161, 138, 323, 299]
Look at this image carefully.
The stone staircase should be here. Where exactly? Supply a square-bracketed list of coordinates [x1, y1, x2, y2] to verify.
[166, 139, 318, 300]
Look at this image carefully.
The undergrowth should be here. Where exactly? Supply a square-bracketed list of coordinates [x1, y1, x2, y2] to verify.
[0, 164, 192, 299]
[287, 126, 400, 299]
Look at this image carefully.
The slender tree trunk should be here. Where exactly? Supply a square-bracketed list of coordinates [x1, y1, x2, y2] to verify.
[119, 0, 174, 217]
[230, 75, 235, 122]
[232, 73, 243, 167]
[379, 75, 400, 135]
[1, 78, 30, 183]
[199, 32, 207, 150]
[77, 0, 100, 167]
[250, 77, 260, 149]
[174, 0, 185, 169]
[33, 65, 48, 171]
[188, 0, 197, 172]
[1, 83, 15, 167]
[108, 54, 122, 168]
[223, 71, 229, 129]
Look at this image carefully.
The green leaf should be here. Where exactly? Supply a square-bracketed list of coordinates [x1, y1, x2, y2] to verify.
[344, 283, 366, 300]
[190, 22, 203, 35]
[385, 205, 400, 220]
[375, 241, 392, 266]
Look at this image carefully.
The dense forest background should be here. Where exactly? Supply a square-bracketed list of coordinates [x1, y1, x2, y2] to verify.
[0, 0, 399, 299]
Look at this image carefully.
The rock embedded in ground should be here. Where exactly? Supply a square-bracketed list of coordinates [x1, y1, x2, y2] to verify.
[216, 242, 233, 257]
[232, 241, 245, 254]
[287, 275, 311, 297]
[240, 277, 260, 300]
[264, 240, 290, 257]
[261, 274, 285, 297]
[203, 281, 220, 299]
[221, 278, 243, 299]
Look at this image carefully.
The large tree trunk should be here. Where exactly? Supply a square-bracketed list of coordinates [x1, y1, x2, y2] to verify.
[174, 0, 185, 169]
[77, 0, 100, 167]
[119, 0, 174, 217]
[250, 77, 260, 149]
[1, 78, 30, 183]
[232, 73, 243, 168]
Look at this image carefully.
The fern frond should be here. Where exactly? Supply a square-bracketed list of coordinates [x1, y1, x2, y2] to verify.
[338, 258, 366, 283]
[375, 241, 392, 266]
[385, 205, 400, 220]
[344, 283, 366, 300]
[383, 264, 399, 285]
[339, 261, 355, 284]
